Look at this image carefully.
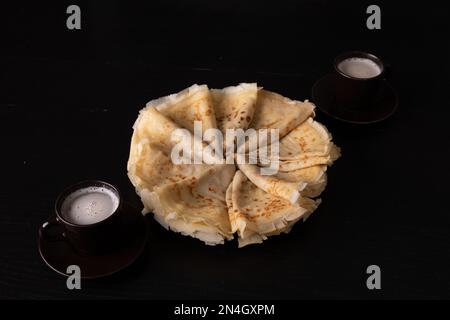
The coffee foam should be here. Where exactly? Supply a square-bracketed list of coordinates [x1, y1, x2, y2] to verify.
[61, 186, 119, 225]
[338, 57, 381, 79]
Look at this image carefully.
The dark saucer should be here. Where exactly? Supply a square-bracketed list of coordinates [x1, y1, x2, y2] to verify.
[312, 73, 398, 124]
[38, 202, 148, 279]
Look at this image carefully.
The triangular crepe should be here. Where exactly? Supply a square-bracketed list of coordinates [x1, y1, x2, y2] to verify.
[147, 164, 236, 245]
[211, 83, 258, 133]
[256, 117, 341, 172]
[276, 165, 328, 198]
[237, 90, 315, 155]
[278, 117, 333, 160]
[237, 163, 306, 204]
[147, 84, 217, 133]
[227, 170, 319, 247]
[250, 90, 315, 139]
[128, 106, 214, 196]
[277, 143, 340, 172]
[236, 163, 329, 202]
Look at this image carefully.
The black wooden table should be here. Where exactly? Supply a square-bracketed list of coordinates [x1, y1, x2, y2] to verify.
[1, 1, 449, 299]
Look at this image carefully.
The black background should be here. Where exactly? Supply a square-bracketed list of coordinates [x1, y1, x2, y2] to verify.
[1, 0, 449, 299]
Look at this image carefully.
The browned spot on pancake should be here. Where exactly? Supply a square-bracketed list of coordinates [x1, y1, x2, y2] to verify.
[298, 137, 307, 150]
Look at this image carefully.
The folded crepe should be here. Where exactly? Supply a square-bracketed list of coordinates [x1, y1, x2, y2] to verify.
[250, 90, 315, 139]
[211, 83, 258, 133]
[236, 90, 315, 155]
[226, 170, 320, 247]
[277, 143, 340, 172]
[147, 84, 217, 133]
[278, 117, 334, 160]
[147, 164, 236, 245]
[276, 165, 328, 198]
[257, 117, 341, 172]
[236, 162, 329, 202]
[237, 163, 306, 204]
[128, 106, 214, 195]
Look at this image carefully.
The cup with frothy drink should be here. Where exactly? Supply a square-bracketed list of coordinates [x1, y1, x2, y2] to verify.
[40, 180, 126, 255]
[333, 51, 389, 110]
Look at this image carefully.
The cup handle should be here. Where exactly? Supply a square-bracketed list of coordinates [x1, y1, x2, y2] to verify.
[39, 216, 66, 242]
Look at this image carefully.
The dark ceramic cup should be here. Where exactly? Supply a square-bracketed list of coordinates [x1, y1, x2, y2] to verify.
[333, 51, 389, 110]
[39, 180, 127, 255]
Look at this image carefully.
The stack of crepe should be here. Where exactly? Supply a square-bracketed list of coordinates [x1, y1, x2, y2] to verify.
[128, 83, 340, 247]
